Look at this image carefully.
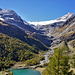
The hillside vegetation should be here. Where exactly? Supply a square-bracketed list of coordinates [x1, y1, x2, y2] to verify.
[43, 48, 73, 75]
[0, 20, 48, 51]
[0, 33, 46, 70]
[42, 41, 75, 75]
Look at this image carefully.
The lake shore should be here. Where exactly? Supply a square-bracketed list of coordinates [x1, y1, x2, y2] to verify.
[10, 66, 45, 75]
[10, 49, 54, 75]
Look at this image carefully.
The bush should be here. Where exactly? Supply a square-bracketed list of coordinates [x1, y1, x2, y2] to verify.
[25, 58, 40, 66]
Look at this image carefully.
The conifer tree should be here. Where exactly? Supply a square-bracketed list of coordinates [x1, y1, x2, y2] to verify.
[45, 48, 72, 75]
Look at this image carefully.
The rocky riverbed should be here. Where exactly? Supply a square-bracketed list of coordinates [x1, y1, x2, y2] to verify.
[40, 47, 54, 65]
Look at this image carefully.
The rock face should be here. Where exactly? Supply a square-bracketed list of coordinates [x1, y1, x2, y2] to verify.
[29, 13, 75, 36]
[0, 8, 75, 47]
[29, 13, 75, 47]
[0, 8, 52, 47]
[0, 20, 48, 51]
[51, 16, 75, 47]
[0, 9, 41, 33]
[0, 9, 23, 22]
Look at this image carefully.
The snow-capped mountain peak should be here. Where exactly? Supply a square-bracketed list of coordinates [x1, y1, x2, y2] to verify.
[0, 8, 36, 32]
[28, 13, 75, 26]
[0, 9, 23, 22]
[57, 13, 75, 20]
[28, 20, 62, 26]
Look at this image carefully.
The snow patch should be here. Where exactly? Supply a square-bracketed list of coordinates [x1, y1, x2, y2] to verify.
[28, 13, 75, 26]
[0, 18, 4, 21]
[57, 13, 75, 20]
[28, 19, 66, 26]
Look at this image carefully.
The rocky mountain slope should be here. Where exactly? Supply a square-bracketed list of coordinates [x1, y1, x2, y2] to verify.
[29, 13, 75, 48]
[51, 15, 75, 47]
[0, 20, 48, 51]
[0, 8, 75, 72]
[29, 13, 75, 36]
[0, 8, 75, 48]
[0, 8, 52, 47]
[0, 8, 42, 33]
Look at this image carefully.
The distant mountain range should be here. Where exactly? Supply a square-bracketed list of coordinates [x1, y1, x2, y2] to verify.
[0, 8, 48, 51]
[28, 13, 75, 48]
[28, 13, 75, 27]
[0, 8, 75, 49]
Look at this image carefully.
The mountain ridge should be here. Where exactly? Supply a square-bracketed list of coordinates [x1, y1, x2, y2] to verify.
[0, 8, 75, 48]
[28, 13, 75, 26]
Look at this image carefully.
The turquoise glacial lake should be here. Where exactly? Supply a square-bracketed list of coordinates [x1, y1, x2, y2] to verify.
[11, 69, 41, 75]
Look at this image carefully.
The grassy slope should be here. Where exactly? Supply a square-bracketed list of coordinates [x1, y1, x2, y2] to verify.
[53, 41, 70, 52]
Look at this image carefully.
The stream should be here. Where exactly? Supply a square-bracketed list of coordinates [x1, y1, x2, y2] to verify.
[40, 47, 54, 65]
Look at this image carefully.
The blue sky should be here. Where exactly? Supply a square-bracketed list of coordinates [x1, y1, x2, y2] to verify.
[0, 0, 75, 21]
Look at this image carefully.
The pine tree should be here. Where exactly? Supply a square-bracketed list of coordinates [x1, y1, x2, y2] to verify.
[60, 55, 71, 75]
[46, 48, 62, 75]
[45, 48, 72, 75]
